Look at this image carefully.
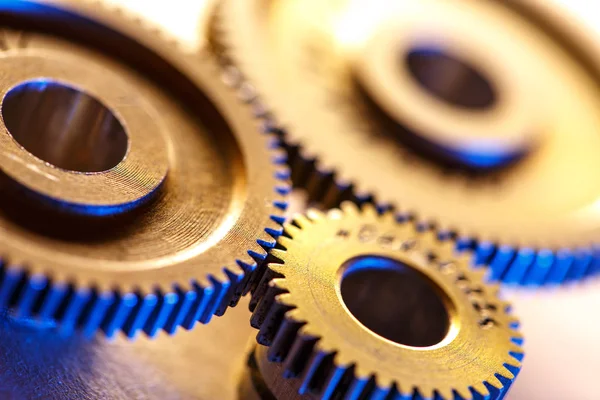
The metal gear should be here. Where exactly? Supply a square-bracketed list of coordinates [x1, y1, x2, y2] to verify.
[0, 0, 289, 337]
[244, 203, 524, 400]
[210, 0, 600, 285]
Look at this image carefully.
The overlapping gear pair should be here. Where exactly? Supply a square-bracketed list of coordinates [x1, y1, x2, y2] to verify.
[1, 0, 593, 398]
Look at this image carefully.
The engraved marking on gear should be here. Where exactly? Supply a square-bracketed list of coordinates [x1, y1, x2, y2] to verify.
[245, 203, 524, 400]
[0, 0, 290, 338]
[210, 0, 600, 285]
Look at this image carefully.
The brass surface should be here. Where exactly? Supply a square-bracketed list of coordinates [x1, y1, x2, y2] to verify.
[246, 203, 523, 399]
[212, 0, 600, 250]
[0, 0, 287, 333]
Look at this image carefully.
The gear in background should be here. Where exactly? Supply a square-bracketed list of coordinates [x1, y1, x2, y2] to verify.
[247, 203, 523, 400]
[210, 0, 600, 285]
[0, 0, 289, 337]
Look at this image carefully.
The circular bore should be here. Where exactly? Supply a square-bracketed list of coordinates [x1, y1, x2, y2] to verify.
[247, 203, 523, 400]
[3, 79, 129, 173]
[214, 0, 600, 284]
[0, 54, 170, 216]
[353, 10, 540, 169]
[340, 256, 451, 347]
[0, 1, 288, 337]
[405, 49, 497, 110]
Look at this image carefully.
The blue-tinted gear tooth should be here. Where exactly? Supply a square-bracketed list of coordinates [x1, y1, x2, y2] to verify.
[164, 288, 197, 334]
[102, 292, 137, 338]
[493, 373, 515, 400]
[566, 248, 592, 282]
[473, 241, 495, 267]
[321, 366, 350, 400]
[546, 249, 573, 284]
[488, 246, 516, 281]
[483, 381, 502, 400]
[248, 249, 267, 262]
[79, 291, 113, 338]
[182, 282, 214, 330]
[15, 274, 47, 318]
[271, 214, 286, 225]
[215, 268, 243, 316]
[503, 248, 535, 284]
[298, 352, 328, 395]
[469, 387, 488, 400]
[123, 293, 158, 338]
[57, 288, 91, 335]
[266, 225, 284, 239]
[199, 276, 229, 324]
[523, 249, 553, 286]
[257, 238, 276, 250]
[345, 376, 374, 400]
[0, 268, 25, 308]
[143, 292, 177, 337]
[37, 282, 68, 319]
[274, 200, 288, 211]
[509, 351, 524, 363]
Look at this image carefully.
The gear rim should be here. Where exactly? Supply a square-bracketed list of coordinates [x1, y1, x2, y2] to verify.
[0, 0, 290, 338]
[247, 203, 524, 399]
[210, 0, 600, 286]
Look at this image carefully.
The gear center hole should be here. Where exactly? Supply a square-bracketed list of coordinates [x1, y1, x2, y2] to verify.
[405, 48, 496, 110]
[340, 256, 450, 347]
[2, 79, 129, 173]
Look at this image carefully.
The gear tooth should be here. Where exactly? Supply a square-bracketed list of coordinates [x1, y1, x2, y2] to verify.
[270, 249, 288, 263]
[56, 287, 92, 336]
[276, 236, 293, 250]
[454, 386, 472, 400]
[163, 288, 197, 335]
[283, 224, 302, 239]
[198, 275, 230, 324]
[250, 280, 287, 334]
[340, 201, 360, 216]
[306, 208, 325, 221]
[345, 375, 377, 400]
[13, 273, 47, 318]
[214, 267, 244, 316]
[255, 297, 293, 346]
[298, 350, 335, 395]
[361, 202, 379, 218]
[470, 382, 491, 399]
[267, 315, 304, 363]
[78, 291, 113, 338]
[142, 291, 178, 338]
[123, 292, 158, 337]
[293, 214, 313, 229]
[181, 282, 214, 330]
[484, 375, 504, 390]
[282, 332, 319, 379]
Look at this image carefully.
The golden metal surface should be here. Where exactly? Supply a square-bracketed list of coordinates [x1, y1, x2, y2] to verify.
[0, 0, 288, 335]
[245, 203, 523, 399]
[212, 0, 600, 251]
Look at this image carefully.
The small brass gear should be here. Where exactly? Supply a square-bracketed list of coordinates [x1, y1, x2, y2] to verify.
[245, 203, 524, 399]
[0, 0, 289, 337]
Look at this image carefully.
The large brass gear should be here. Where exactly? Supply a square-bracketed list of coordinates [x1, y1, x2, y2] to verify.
[210, 0, 600, 285]
[0, 0, 289, 337]
[245, 203, 524, 399]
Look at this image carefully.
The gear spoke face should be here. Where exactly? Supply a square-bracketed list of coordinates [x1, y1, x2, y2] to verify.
[213, 0, 600, 285]
[0, 0, 288, 337]
[243, 203, 524, 400]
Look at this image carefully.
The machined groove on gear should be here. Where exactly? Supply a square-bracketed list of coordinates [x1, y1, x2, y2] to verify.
[242, 203, 524, 400]
[0, 0, 289, 337]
